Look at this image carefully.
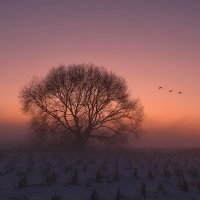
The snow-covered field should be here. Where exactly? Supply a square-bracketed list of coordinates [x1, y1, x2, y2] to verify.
[0, 148, 200, 200]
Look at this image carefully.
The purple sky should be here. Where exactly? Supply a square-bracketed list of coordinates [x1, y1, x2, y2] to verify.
[0, 0, 200, 147]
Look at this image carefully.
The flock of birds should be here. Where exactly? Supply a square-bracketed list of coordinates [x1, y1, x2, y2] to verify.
[158, 86, 182, 95]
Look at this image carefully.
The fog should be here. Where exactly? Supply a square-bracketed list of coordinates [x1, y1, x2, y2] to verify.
[0, 122, 29, 148]
[138, 118, 200, 148]
[1, 120, 200, 149]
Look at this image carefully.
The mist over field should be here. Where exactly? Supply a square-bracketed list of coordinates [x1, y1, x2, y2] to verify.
[0, 122, 28, 148]
[1, 119, 200, 149]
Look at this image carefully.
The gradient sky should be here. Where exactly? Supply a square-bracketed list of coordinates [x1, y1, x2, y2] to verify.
[0, 0, 200, 147]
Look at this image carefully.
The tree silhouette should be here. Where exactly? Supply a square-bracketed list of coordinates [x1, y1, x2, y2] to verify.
[19, 64, 143, 149]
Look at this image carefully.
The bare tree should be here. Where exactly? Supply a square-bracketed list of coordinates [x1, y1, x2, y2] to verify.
[19, 64, 144, 149]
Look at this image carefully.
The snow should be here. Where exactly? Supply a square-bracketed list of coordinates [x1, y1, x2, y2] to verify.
[0, 149, 200, 199]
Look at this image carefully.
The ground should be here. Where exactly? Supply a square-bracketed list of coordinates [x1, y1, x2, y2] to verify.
[0, 148, 200, 200]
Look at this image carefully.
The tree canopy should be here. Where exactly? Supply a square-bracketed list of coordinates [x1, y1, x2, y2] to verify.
[19, 64, 144, 149]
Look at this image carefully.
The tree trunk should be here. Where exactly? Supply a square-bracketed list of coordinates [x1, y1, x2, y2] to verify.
[74, 130, 91, 151]
[76, 137, 87, 151]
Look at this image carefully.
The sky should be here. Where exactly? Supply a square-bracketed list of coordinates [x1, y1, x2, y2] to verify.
[0, 0, 200, 147]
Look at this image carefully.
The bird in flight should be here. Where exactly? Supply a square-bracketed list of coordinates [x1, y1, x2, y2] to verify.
[158, 86, 183, 95]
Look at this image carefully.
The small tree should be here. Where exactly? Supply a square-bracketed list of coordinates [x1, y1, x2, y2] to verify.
[19, 64, 143, 149]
